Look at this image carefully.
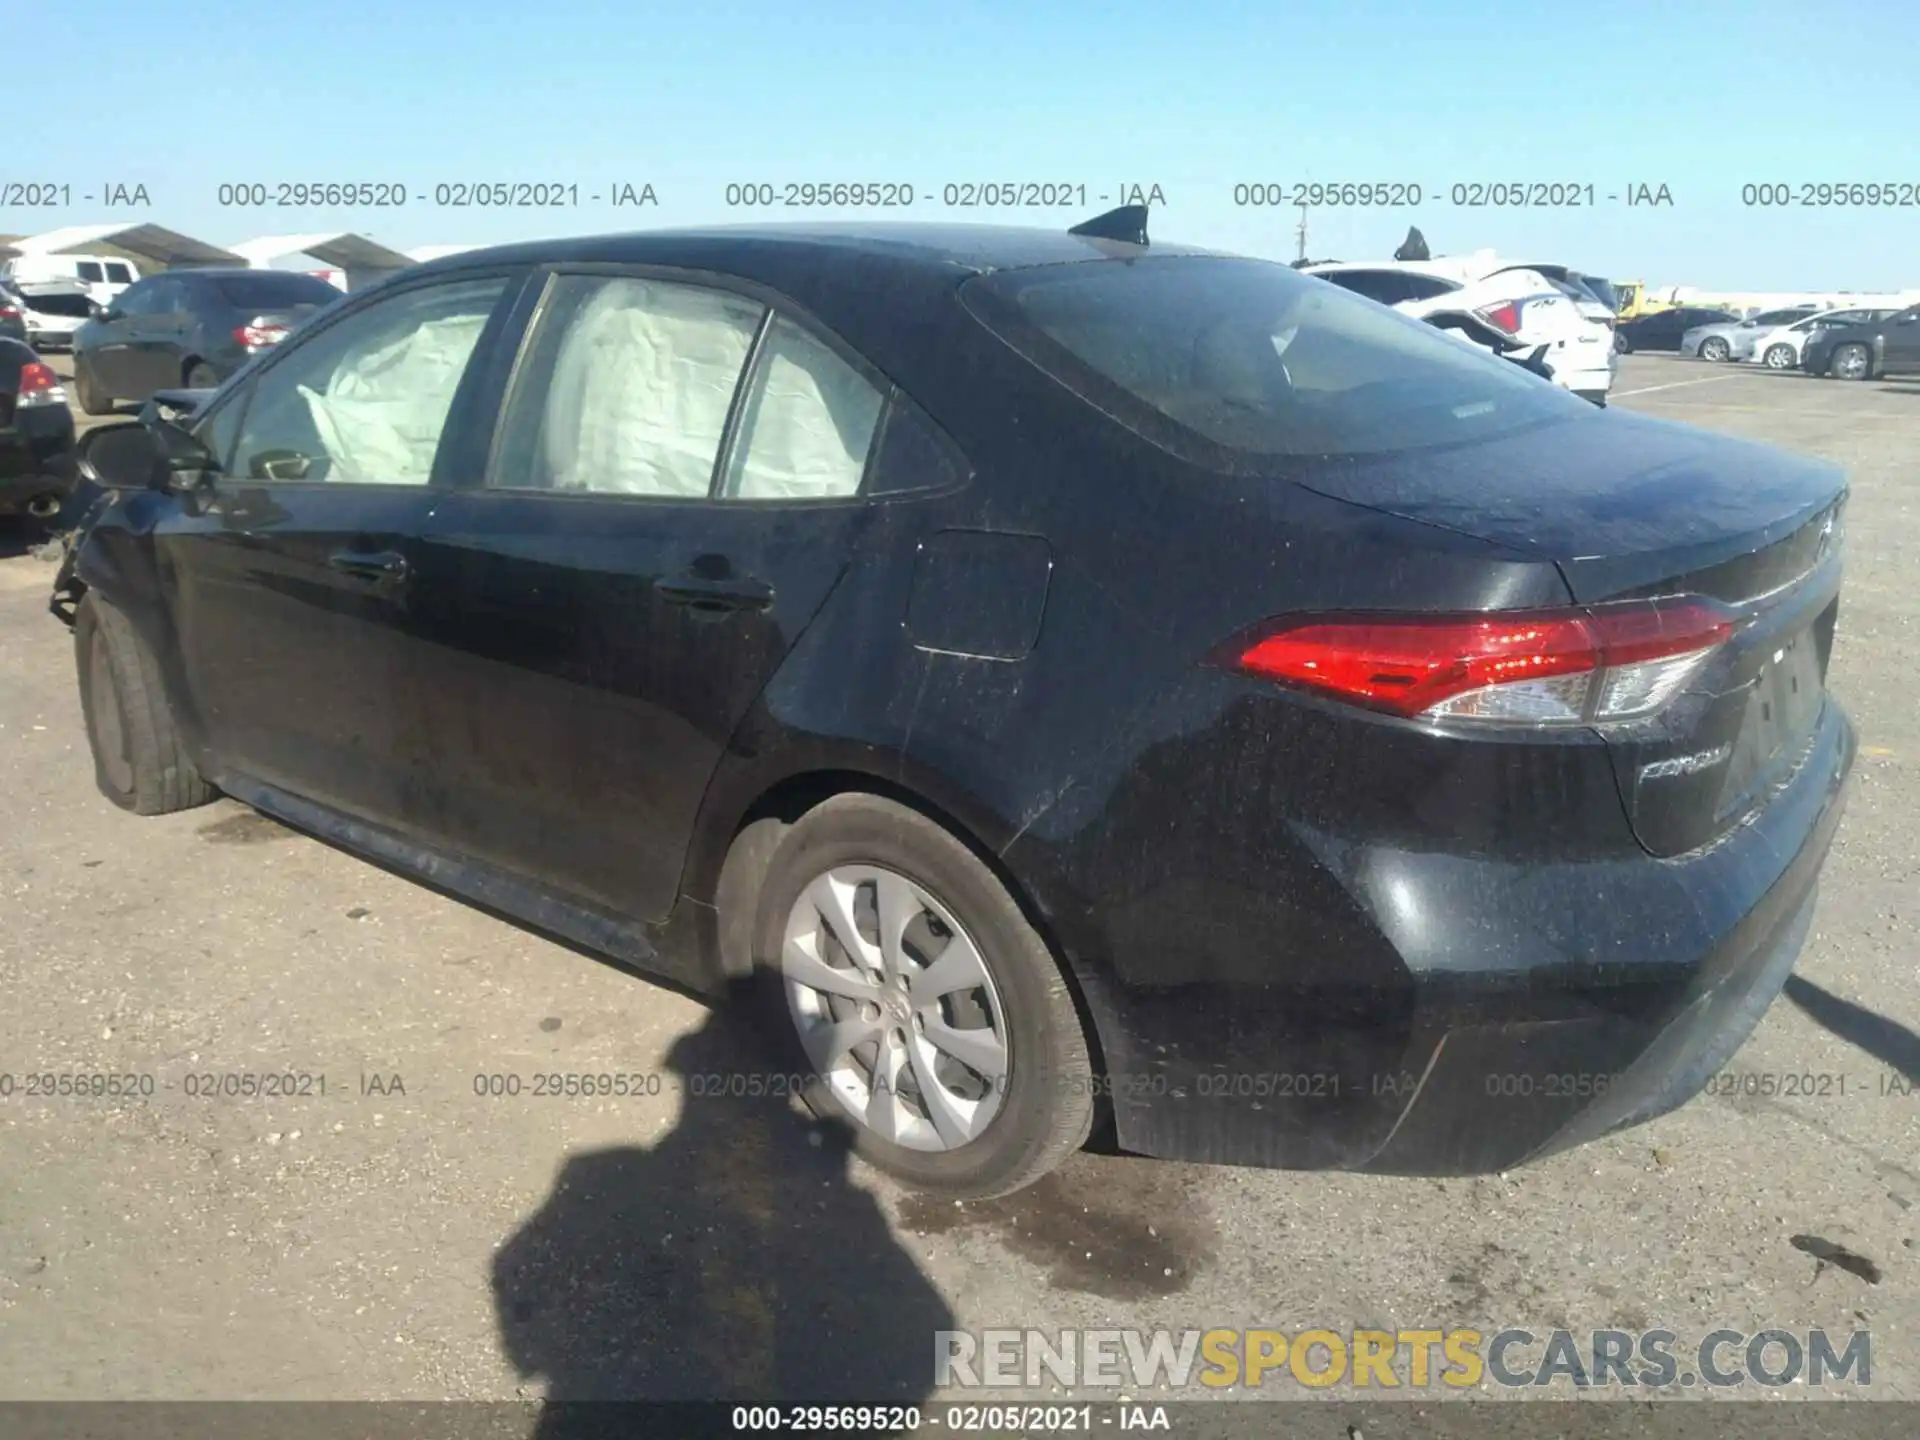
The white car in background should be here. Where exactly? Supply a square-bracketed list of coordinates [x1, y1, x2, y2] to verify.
[1678, 305, 1822, 362]
[9, 282, 96, 351]
[0, 252, 141, 305]
[1305, 258, 1617, 404]
[1749, 307, 1898, 370]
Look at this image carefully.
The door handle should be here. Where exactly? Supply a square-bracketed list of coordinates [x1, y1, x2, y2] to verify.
[653, 572, 775, 612]
[328, 549, 409, 584]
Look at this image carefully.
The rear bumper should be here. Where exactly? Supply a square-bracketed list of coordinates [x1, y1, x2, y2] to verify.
[1083, 700, 1856, 1175]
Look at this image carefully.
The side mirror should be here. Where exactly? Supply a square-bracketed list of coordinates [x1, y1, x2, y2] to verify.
[74, 418, 216, 494]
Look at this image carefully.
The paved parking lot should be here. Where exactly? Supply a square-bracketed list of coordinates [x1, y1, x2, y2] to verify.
[1, 355, 1916, 1415]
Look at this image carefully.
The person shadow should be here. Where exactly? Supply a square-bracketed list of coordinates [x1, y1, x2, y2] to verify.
[492, 1004, 956, 1438]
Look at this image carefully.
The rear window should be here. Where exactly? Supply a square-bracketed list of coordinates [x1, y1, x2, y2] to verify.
[962, 256, 1586, 460]
[23, 291, 93, 318]
[209, 273, 343, 311]
[1577, 275, 1619, 311]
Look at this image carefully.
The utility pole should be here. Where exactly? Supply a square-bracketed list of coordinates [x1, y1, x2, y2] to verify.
[1295, 201, 1309, 263]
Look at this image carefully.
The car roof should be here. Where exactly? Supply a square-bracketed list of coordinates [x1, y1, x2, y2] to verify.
[160, 267, 333, 281]
[408, 222, 1232, 389]
[416, 222, 1220, 282]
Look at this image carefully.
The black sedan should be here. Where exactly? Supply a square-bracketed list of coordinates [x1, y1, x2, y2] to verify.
[69, 267, 343, 415]
[1613, 305, 1739, 354]
[0, 337, 77, 524]
[56, 213, 1855, 1197]
[1802, 302, 1920, 380]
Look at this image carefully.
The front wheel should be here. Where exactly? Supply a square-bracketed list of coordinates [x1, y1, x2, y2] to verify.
[1763, 344, 1796, 370]
[1830, 343, 1873, 381]
[1700, 336, 1731, 362]
[75, 595, 217, 815]
[750, 793, 1096, 1198]
[71, 359, 112, 416]
[1613, 331, 1632, 355]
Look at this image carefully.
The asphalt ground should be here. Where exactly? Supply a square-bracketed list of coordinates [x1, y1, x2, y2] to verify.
[1, 352, 1916, 1431]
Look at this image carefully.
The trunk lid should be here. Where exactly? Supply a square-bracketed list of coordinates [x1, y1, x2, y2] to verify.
[1288, 410, 1848, 856]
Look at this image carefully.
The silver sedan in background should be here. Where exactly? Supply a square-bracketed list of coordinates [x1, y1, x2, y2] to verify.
[1682, 304, 1823, 361]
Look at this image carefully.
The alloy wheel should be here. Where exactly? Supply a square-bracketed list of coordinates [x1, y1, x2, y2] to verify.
[1764, 345, 1795, 370]
[1833, 345, 1870, 380]
[782, 864, 1010, 1151]
[1701, 337, 1730, 362]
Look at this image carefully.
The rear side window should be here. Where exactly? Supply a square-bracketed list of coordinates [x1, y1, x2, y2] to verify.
[493, 274, 766, 496]
[719, 315, 885, 500]
[76, 261, 104, 283]
[964, 256, 1585, 460]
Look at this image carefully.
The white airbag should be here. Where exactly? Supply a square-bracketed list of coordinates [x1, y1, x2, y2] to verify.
[541, 280, 759, 496]
[300, 312, 489, 485]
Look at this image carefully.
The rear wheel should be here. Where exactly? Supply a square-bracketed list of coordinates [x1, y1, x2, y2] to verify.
[1700, 336, 1731, 362]
[1831, 343, 1872, 381]
[1763, 344, 1796, 370]
[71, 359, 112, 416]
[1614, 331, 1632, 355]
[74, 594, 216, 815]
[184, 360, 219, 389]
[749, 793, 1095, 1198]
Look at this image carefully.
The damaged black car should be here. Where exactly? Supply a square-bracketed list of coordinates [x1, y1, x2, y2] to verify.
[54, 210, 1855, 1197]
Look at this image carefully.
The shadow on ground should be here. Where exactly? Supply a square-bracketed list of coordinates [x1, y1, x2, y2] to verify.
[492, 1006, 953, 1436]
[1784, 974, 1920, 1083]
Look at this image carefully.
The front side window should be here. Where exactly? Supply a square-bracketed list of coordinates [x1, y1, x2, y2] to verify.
[493, 274, 765, 497]
[104, 263, 133, 284]
[720, 315, 885, 500]
[965, 255, 1586, 460]
[110, 282, 154, 318]
[229, 276, 507, 484]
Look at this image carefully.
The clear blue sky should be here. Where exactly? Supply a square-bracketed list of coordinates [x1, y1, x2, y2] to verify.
[11, 0, 1917, 290]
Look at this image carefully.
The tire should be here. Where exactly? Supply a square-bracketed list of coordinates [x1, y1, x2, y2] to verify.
[71, 359, 112, 416]
[1763, 344, 1796, 370]
[74, 594, 216, 815]
[1700, 336, 1730, 362]
[1613, 331, 1632, 355]
[1831, 343, 1872, 381]
[748, 793, 1095, 1198]
[184, 360, 219, 389]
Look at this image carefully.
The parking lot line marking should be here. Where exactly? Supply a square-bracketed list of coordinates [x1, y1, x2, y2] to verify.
[1612, 375, 1747, 398]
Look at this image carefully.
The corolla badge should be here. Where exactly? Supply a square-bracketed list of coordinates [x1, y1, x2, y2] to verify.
[1640, 743, 1733, 780]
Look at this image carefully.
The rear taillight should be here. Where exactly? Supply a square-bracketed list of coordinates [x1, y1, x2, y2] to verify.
[1230, 598, 1737, 728]
[234, 320, 289, 349]
[1475, 300, 1524, 335]
[15, 360, 67, 409]
[0, 304, 20, 321]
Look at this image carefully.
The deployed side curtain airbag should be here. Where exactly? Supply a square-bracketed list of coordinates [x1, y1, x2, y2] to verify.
[540, 279, 760, 496]
[723, 318, 884, 500]
[299, 312, 491, 485]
